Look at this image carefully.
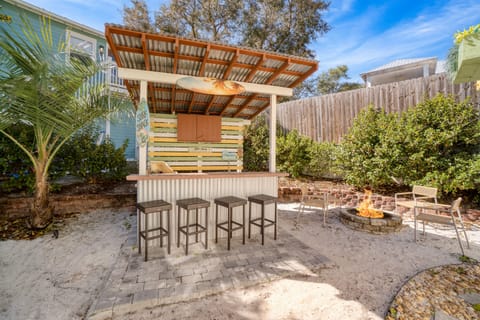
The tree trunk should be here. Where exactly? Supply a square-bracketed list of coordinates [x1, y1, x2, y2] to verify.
[30, 165, 53, 229]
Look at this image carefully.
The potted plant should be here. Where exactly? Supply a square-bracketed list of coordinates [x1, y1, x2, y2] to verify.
[446, 23, 480, 84]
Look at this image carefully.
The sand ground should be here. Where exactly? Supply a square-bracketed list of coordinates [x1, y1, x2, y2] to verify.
[1, 204, 479, 320]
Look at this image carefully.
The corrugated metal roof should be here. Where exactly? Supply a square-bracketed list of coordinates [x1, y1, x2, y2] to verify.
[105, 24, 318, 119]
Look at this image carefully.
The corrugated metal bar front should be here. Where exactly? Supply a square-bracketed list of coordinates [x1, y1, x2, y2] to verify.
[137, 176, 278, 248]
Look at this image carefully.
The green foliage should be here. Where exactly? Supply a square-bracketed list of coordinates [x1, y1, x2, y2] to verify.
[338, 95, 480, 197]
[277, 130, 313, 178]
[305, 141, 340, 178]
[317, 65, 363, 95]
[0, 125, 35, 193]
[243, 115, 269, 172]
[337, 105, 401, 188]
[55, 126, 129, 183]
[0, 125, 129, 193]
[401, 95, 480, 194]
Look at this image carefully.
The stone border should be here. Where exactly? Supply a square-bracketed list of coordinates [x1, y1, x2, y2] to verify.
[339, 208, 403, 234]
[386, 263, 480, 319]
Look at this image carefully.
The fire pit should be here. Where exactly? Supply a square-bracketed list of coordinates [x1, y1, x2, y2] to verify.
[339, 189, 402, 234]
[339, 208, 403, 234]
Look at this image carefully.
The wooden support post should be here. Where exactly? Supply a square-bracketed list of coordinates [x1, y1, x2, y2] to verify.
[269, 95, 276, 173]
[139, 80, 148, 175]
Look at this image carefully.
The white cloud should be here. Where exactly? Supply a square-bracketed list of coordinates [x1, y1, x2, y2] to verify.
[314, 0, 480, 82]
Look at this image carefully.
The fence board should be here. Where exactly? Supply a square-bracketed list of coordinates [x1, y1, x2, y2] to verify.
[276, 73, 479, 142]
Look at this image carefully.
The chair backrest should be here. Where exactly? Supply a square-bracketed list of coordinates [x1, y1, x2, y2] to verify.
[412, 185, 437, 199]
[451, 197, 462, 212]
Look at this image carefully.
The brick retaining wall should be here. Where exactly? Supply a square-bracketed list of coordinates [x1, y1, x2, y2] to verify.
[0, 193, 136, 220]
[278, 185, 397, 212]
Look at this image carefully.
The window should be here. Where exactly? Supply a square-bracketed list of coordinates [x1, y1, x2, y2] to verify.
[66, 30, 96, 60]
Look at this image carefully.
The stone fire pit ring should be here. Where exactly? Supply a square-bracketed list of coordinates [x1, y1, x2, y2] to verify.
[339, 208, 403, 234]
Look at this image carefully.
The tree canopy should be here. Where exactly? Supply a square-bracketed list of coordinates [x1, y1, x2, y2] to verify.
[123, 0, 330, 57]
[317, 65, 363, 95]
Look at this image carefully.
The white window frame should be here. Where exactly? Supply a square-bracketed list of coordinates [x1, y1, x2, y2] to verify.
[66, 29, 97, 59]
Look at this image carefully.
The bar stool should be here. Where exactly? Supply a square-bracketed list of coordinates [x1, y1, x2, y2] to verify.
[137, 200, 172, 261]
[176, 197, 210, 255]
[248, 194, 278, 245]
[214, 196, 247, 250]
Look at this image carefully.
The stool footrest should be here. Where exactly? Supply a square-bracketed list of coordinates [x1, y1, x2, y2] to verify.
[140, 227, 169, 241]
[216, 220, 244, 233]
[250, 217, 275, 228]
[179, 224, 207, 236]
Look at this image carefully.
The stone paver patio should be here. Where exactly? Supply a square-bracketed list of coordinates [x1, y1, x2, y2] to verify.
[87, 220, 331, 320]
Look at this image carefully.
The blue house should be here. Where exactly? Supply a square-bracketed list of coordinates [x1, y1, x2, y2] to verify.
[0, 0, 136, 160]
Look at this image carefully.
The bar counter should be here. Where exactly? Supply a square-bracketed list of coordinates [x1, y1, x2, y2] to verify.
[127, 172, 287, 245]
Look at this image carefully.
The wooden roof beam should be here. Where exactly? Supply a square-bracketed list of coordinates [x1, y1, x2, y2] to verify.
[119, 68, 293, 96]
[223, 49, 240, 80]
[244, 54, 265, 83]
[171, 39, 179, 113]
[288, 63, 319, 88]
[266, 59, 291, 85]
[142, 34, 157, 113]
[232, 94, 258, 117]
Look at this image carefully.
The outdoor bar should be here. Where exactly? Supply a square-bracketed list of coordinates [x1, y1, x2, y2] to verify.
[105, 24, 318, 248]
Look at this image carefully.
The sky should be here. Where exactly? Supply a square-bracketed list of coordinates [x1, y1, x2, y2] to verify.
[24, 0, 480, 83]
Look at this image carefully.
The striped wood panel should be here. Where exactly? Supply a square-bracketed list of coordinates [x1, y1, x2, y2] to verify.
[149, 114, 250, 172]
[137, 176, 279, 246]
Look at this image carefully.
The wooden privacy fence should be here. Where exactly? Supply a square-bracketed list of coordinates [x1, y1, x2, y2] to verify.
[276, 73, 479, 143]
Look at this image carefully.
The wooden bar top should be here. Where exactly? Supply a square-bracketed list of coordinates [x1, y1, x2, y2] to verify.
[127, 172, 288, 181]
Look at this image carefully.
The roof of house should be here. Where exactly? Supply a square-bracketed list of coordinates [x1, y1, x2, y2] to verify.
[360, 57, 438, 85]
[3, 0, 103, 38]
[105, 24, 318, 119]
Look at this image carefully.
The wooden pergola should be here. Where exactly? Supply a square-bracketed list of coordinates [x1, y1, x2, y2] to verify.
[105, 24, 318, 175]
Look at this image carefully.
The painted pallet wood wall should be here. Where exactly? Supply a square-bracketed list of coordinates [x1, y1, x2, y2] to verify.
[276, 73, 479, 143]
[149, 114, 250, 172]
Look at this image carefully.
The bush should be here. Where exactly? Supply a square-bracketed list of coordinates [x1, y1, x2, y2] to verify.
[277, 129, 312, 178]
[338, 95, 480, 197]
[0, 125, 35, 193]
[305, 141, 340, 179]
[337, 105, 401, 188]
[55, 126, 129, 183]
[243, 115, 269, 172]
[0, 125, 129, 194]
[400, 95, 480, 194]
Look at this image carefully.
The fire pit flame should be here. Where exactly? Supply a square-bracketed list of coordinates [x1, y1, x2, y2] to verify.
[357, 189, 384, 219]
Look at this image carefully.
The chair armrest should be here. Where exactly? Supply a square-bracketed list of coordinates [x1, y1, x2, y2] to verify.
[414, 196, 436, 202]
[395, 191, 414, 196]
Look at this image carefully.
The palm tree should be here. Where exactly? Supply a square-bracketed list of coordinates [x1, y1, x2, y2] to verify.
[0, 17, 131, 228]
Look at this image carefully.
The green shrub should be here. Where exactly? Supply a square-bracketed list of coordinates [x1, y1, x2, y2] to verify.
[0, 125, 35, 193]
[0, 125, 129, 194]
[337, 105, 401, 188]
[338, 95, 480, 197]
[277, 129, 313, 178]
[55, 126, 128, 183]
[305, 141, 340, 179]
[243, 115, 269, 172]
[400, 95, 480, 194]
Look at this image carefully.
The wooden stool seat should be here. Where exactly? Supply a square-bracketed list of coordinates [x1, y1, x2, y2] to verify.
[248, 194, 278, 245]
[137, 200, 172, 261]
[176, 197, 210, 255]
[215, 196, 247, 250]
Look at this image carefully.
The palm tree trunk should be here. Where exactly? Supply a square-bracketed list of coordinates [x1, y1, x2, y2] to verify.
[30, 164, 53, 229]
